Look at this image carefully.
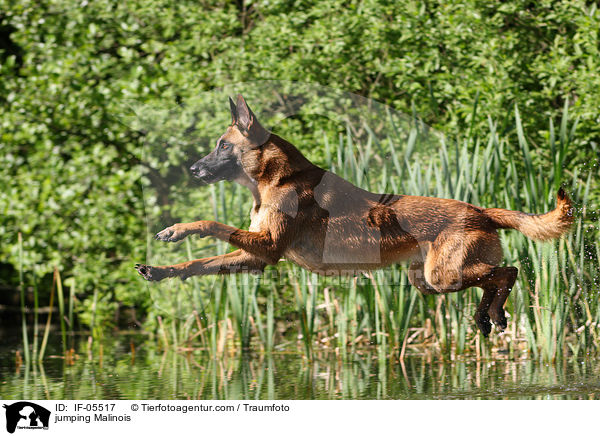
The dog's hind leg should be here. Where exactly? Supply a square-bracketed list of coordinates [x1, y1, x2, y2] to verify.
[422, 229, 510, 335]
[456, 262, 504, 337]
[474, 286, 496, 337]
[407, 249, 500, 335]
[485, 266, 518, 331]
[466, 266, 518, 334]
[408, 261, 438, 295]
[136, 249, 266, 281]
[424, 260, 517, 335]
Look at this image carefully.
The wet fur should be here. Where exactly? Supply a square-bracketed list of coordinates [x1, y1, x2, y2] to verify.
[136, 95, 574, 336]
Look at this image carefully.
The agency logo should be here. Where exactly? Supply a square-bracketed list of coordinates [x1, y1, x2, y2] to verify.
[2, 402, 50, 434]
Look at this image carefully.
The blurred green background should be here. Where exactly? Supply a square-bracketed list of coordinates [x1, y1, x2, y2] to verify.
[0, 0, 598, 359]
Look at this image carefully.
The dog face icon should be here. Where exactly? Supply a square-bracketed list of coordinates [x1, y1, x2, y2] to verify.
[3, 402, 51, 434]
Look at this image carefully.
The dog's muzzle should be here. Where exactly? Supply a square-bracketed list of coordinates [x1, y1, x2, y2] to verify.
[190, 164, 209, 180]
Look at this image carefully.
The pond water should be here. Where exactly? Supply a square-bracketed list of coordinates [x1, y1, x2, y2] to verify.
[1, 332, 599, 400]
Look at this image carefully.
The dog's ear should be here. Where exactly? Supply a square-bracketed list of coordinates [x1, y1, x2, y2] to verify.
[229, 96, 238, 124]
[235, 94, 269, 145]
[236, 94, 257, 132]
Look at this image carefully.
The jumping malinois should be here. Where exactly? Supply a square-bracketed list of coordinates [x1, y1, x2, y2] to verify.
[136, 95, 573, 336]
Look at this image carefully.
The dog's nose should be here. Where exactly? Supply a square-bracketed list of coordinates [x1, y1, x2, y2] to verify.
[190, 164, 207, 179]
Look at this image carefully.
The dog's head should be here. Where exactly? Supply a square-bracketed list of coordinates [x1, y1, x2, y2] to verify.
[190, 94, 269, 184]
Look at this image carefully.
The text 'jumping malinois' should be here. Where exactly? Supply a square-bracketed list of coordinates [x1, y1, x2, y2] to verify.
[136, 95, 573, 336]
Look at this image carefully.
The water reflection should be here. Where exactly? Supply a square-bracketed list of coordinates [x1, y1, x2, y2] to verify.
[1, 337, 599, 400]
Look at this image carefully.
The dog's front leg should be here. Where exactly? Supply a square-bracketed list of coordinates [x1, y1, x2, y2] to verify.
[156, 219, 288, 265]
[204, 221, 286, 265]
[155, 221, 208, 242]
[136, 249, 267, 281]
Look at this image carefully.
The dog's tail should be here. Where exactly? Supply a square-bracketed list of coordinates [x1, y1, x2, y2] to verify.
[483, 188, 574, 241]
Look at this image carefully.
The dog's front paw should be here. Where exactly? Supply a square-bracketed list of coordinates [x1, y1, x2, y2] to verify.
[155, 224, 187, 242]
[135, 264, 169, 281]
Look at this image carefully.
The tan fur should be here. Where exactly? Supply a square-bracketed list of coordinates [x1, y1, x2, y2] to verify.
[136, 95, 574, 336]
[483, 188, 574, 240]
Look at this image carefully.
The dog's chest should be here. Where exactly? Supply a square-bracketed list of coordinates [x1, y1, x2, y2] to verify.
[248, 202, 324, 269]
[248, 203, 270, 232]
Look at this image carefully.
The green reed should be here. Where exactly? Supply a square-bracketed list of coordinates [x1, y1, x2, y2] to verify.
[38, 269, 55, 361]
[55, 268, 67, 355]
[67, 277, 75, 349]
[16, 235, 72, 362]
[32, 270, 39, 362]
[18, 232, 30, 362]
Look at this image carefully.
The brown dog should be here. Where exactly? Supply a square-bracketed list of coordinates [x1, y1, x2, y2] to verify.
[136, 95, 573, 336]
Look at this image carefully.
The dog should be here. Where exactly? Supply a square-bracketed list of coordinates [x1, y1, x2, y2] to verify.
[136, 95, 574, 336]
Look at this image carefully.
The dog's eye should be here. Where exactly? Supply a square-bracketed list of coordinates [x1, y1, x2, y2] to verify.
[220, 141, 231, 150]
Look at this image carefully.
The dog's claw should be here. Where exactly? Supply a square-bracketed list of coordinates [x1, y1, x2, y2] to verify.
[135, 264, 153, 281]
[490, 310, 508, 331]
[135, 264, 171, 281]
[155, 227, 182, 243]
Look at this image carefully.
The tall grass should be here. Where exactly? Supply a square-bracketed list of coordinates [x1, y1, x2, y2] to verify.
[54, 268, 67, 355]
[18, 233, 30, 363]
[129, 104, 600, 360]
[17, 263, 74, 363]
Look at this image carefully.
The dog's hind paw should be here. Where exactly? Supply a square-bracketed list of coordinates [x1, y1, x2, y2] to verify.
[474, 312, 492, 337]
[135, 264, 168, 281]
[490, 309, 508, 331]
